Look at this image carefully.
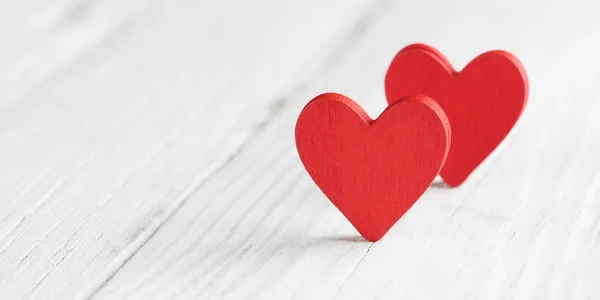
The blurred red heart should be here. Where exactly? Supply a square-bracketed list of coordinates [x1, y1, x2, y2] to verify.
[385, 44, 528, 187]
[295, 93, 450, 241]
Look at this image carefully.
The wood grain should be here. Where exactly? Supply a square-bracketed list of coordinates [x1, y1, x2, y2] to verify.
[1, 0, 600, 299]
[0, 0, 154, 110]
[0, 0, 372, 298]
[91, 0, 600, 299]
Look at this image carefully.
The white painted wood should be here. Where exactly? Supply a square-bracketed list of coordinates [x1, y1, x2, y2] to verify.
[90, 0, 600, 299]
[0, 0, 371, 298]
[2, 0, 600, 299]
[0, 0, 154, 110]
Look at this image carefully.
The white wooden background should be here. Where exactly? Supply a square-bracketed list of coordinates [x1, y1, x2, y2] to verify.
[1, 0, 599, 299]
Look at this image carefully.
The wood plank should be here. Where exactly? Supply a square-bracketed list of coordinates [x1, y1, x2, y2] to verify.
[0, 0, 371, 298]
[0, 0, 153, 109]
[93, 0, 600, 299]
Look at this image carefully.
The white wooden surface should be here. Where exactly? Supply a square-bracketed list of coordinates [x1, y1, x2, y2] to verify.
[1, 0, 600, 299]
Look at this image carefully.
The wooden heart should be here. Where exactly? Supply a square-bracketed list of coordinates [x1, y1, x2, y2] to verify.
[385, 43, 528, 187]
[295, 93, 450, 242]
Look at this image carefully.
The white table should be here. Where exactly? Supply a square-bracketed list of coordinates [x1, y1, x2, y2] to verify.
[1, 0, 599, 299]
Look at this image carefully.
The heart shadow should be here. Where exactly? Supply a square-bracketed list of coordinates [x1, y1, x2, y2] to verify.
[314, 234, 369, 243]
[429, 176, 450, 189]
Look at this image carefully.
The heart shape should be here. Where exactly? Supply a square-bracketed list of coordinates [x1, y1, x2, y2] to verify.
[295, 93, 450, 241]
[385, 43, 528, 187]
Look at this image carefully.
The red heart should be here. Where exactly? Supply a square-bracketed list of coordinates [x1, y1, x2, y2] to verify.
[385, 44, 528, 187]
[295, 93, 450, 241]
